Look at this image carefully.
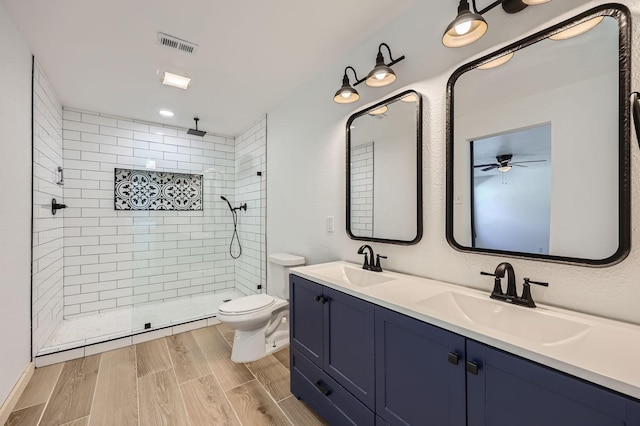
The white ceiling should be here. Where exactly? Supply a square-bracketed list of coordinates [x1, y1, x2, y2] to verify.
[2, 0, 417, 136]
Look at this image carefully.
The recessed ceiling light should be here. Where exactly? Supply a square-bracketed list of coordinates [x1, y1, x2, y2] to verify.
[161, 72, 191, 90]
[159, 109, 174, 117]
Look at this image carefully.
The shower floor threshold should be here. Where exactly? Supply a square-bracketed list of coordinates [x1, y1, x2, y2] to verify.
[38, 289, 246, 356]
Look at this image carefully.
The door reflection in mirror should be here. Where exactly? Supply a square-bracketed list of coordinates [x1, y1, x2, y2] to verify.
[471, 124, 551, 254]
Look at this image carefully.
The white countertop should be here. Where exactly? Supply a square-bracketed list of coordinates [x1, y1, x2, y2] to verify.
[291, 261, 640, 400]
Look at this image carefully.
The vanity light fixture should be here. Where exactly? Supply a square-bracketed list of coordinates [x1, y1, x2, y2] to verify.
[443, 0, 552, 48]
[478, 52, 514, 69]
[365, 43, 405, 88]
[549, 16, 604, 41]
[334, 66, 361, 104]
[161, 71, 191, 90]
[333, 43, 405, 104]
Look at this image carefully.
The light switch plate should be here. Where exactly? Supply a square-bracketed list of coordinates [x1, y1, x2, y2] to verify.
[326, 216, 334, 233]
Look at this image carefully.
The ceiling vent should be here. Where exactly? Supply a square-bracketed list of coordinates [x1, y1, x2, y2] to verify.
[157, 32, 198, 55]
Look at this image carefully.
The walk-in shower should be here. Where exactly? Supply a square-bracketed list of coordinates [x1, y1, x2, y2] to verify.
[31, 79, 267, 359]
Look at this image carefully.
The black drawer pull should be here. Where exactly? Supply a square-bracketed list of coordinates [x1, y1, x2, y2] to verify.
[447, 352, 460, 366]
[315, 380, 331, 396]
[315, 295, 328, 304]
[466, 361, 479, 375]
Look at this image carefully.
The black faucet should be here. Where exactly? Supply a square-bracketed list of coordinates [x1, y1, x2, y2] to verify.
[357, 245, 375, 270]
[481, 262, 548, 308]
[356, 245, 387, 272]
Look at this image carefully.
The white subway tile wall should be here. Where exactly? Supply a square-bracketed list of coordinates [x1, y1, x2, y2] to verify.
[62, 109, 242, 319]
[32, 62, 65, 356]
[350, 142, 374, 238]
[234, 117, 267, 295]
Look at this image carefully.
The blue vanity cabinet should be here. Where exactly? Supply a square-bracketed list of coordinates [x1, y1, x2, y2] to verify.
[290, 274, 376, 412]
[375, 306, 467, 426]
[290, 274, 324, 366]
[466, 340, 640, 426]
[291, 348, 375, 425]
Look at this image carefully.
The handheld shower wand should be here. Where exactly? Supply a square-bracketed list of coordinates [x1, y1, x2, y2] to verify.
[220, 196, 246, 259]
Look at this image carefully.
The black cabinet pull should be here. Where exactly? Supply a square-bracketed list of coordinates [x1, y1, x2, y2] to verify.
[315, 295, 328, 304]
[466, 361, 479, 375]
[447, 352, 460, 366]
[315, 380, 331, 396]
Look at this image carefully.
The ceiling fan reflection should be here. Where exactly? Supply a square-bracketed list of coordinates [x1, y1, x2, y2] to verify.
[474, 154, 546, 172]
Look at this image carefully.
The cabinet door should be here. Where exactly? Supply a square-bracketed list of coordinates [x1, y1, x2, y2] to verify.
[290, 275, 324, 367]
[291, 349, 375, 426]
[466, 340, 640, 426]
[323, 287, 375, 410]
[375, 307, 466, 426]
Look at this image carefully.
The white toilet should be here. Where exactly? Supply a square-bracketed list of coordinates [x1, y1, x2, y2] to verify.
[217, 253, 305, 363]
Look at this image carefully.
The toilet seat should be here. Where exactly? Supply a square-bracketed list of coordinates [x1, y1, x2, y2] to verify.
[219, 294, 275, 316]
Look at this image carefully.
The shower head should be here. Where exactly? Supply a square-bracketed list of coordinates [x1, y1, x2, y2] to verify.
[187, 117, 207, 137]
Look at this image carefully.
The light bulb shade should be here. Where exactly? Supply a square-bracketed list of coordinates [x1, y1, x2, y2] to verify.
[368, 105, 388, 115]
[549, 16, 603, 41]
[334, 76, 360, 104]
[366, 64, 396, 87]
[442, 7, 487, 48]
[523, 0, 551, 4]
[498, 165, 512, 172]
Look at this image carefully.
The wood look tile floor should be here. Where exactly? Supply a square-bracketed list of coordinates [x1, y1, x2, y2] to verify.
[6, 324, 326, 426]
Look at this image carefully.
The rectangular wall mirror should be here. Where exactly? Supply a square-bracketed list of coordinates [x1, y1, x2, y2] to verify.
[446, 5, 631, 266]
[347, 90, 422, 245]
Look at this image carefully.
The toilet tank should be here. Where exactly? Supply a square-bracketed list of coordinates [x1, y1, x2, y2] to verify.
[268, 253, 305, 299]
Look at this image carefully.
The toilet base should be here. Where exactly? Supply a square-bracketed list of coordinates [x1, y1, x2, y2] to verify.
[230, 315, 290, 363]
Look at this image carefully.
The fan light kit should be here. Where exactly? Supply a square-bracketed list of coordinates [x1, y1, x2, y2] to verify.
[442, 0, 552, 48]
[474, 154, 547, 173]
[334, 43, 405, 104]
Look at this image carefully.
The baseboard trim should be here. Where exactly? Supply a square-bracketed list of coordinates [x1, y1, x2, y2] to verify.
[0, 362, 35, 424]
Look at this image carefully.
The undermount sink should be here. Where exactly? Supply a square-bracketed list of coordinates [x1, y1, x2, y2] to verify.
[416, 292, 591, 346]
[312, 264, 395, 288]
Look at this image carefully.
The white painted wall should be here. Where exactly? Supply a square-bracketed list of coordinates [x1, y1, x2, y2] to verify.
[373, 103, 417, 241]
[473, 164, 552, 254]
[0, 0, 32, 406]
[267, 0, 640, 325]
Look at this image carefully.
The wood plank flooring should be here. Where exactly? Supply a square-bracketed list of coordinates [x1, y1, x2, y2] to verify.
[5, 324, 326, 426]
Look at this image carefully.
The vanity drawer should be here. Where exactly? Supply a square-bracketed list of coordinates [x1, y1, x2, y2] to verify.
[291, 349, 374, 426]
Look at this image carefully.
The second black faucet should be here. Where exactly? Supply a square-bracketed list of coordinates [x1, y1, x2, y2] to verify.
[481, 262, 548, 308]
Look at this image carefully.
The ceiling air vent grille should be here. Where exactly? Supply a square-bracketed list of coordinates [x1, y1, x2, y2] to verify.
[157, 32, 198, 55]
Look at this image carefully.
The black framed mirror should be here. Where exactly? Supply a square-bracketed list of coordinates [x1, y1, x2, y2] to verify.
[446, 4, 631, 266]
[347, 90, 423, 245]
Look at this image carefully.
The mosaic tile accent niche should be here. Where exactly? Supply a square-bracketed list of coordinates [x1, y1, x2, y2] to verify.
[114, 168, 203, 210]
